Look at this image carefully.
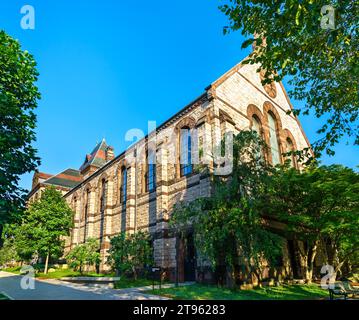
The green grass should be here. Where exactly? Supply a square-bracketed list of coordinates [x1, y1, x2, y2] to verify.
[114, 277, 165, 289]
[147, 284, 329, 300]
[0, 266, 22, 274]
[1, 266, 114, 279]
[35, 269, 114, 279]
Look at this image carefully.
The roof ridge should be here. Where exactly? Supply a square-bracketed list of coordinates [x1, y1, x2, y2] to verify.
[88, 139, 106, 166]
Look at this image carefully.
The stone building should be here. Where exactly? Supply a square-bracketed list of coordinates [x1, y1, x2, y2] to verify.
[28, 59, 312, 282]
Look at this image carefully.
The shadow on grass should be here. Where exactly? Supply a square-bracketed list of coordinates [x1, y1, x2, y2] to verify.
[1, 266, 113, 279]
[148, 284, 329, 300]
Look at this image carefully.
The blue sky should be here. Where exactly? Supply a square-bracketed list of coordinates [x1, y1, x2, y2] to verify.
[0, 1, 357, 191]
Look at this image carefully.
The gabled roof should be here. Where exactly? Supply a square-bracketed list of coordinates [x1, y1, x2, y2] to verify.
[79, 139, 108, 171]
[43, 168, 82, 189]
[37, 172, 53, 180]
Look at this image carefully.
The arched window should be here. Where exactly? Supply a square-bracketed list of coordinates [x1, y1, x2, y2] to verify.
[145, 148, 156, 192]
[286, 138, 295, 168]
[83, 189, 90, 242]
[252, 116, 263, 158]
[71, 197, 77, 244]
[268, 112, 281, 165]
[100, 179, 107, 212]
[180, 127, 192, 176]
[120, 167, 127, 204]
[252, 116, 261, 135]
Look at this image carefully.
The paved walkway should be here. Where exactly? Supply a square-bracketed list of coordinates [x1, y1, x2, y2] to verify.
[0, 271, 171, 300]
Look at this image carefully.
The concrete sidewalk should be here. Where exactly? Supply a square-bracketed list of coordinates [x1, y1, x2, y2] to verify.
[0, 271, 170, 300]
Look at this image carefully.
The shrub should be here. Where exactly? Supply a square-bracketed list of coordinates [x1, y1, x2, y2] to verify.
[107, 232, 153, 279]
[66, 238, 100, 274]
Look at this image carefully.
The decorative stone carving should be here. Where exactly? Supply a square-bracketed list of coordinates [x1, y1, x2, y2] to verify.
[259, 69, 277, 99]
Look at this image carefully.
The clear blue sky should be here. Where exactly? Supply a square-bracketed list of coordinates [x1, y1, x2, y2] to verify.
[0, 1, 357, 192]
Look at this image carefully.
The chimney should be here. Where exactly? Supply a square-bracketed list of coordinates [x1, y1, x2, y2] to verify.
[106, 146, 115, 162]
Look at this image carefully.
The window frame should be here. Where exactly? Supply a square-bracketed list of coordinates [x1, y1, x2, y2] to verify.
[119, 166, 127, 205]
[267, 112, 281, 165]
[179, 126, 193, 177]
[145, 148, 156, 193]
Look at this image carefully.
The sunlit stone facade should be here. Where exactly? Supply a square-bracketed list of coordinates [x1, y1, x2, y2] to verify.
[29, 59, 311, 281]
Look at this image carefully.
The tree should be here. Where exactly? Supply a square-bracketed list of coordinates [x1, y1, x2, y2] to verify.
[172, 131, 283, 288]
[221, 0, 358, 156]
[261, 164, 359, 281]
[0, 237, 19, 267]
[66, 238, 101, 274]
[15, 187, 74, 274]
[0, 31, 41, 245]
[107, 231, 153, 280]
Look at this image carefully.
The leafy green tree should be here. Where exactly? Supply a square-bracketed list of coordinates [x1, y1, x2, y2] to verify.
[107, 231, 153, 280]
[12, 224, 35, 263]
[0, 31, 41, 245]
[0, 237, 19, 266]
[172, 131, 283, 288]
[66, 238, 101, 274]
[221, 0, 358, 156]
[261, 164, 359, 281]
[15, 187, 74, 273]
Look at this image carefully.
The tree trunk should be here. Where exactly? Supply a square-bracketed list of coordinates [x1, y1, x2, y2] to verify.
[44, 252, 50, 274]
[253, 268, 263, 287]
[327, 241, 339, 267]
[225, 265, 235, 289]
[306, 242, 318, 283]
[133, 266, 137, 281]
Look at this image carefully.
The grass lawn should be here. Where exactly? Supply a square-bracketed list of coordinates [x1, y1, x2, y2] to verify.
[114, 277, 161, 289]
[0, 267, 22, 274]
[147, 284, 329, 300]
[0, 266, 114, 279]
[35, 269, 115, 279]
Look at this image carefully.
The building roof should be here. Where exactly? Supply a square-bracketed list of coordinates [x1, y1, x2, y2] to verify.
[43, 168, 83, 189]
[37, 172, 53, 180]
[79, 139, 108, 172]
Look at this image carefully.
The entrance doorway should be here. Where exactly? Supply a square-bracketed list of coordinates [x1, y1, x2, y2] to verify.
[184, 233, 196, 281]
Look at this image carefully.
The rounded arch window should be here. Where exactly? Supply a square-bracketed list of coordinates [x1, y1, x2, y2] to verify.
[145, 148, 156, 192]
[286, 138, 295, 168]
[119, 166, 127, 204]
[180, 126, 193, 176]
[252, 116, 261, 136]
[268, 112, 281, 165]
